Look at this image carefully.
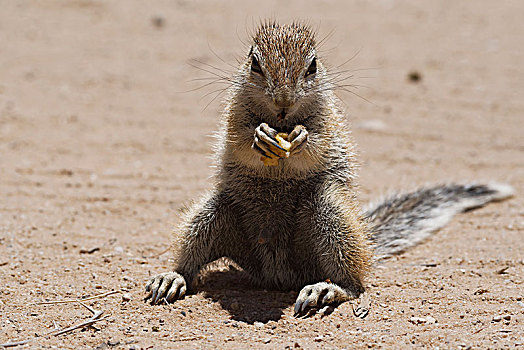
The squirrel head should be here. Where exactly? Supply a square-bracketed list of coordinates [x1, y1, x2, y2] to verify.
[239, 22, 327, 126]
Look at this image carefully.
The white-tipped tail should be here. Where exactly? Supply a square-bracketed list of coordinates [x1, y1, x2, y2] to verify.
[365, 183, 514, 258]
[485, 182, 515, 201]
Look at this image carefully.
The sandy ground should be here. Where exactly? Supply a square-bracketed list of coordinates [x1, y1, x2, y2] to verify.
[1, 1, 523, 349]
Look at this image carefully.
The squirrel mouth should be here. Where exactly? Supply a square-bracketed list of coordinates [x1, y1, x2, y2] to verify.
[277, 109, 287, 121]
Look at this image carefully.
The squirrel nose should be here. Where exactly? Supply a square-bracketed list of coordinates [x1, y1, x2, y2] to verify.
[272, 87, 295, 109]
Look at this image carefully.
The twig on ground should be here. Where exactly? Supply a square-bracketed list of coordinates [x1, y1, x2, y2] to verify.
[148, 246, 171, 258]
[0, 338, 36, 348]
[53, 312, 109, 336]
[53, 301, 109, 336]
[32, 290, 121, 305]
[2, 292, 118, 347]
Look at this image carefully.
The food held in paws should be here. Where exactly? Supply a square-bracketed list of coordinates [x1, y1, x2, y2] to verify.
[261, 132, 291, 166]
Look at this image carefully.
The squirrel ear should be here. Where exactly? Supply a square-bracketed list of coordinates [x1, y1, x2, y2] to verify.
[249, 45, 263, 76]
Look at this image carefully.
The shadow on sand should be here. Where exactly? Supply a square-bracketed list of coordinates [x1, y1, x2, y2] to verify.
[196, 267, 297, 324]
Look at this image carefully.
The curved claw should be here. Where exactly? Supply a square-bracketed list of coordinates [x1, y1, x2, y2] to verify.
[166, 277, 186, 302]
[145, 272, 187, 305]
[288, 125, 308, 155]
[293, 282, 351, 317]
[293, 298, 308, 315]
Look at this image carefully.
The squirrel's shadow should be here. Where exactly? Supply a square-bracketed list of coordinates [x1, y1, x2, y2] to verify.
[197, 267, 297, 324]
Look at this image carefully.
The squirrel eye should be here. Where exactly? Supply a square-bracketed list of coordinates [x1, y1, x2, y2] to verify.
[251, 56, 263, 75]
[305, 57, 317, 77]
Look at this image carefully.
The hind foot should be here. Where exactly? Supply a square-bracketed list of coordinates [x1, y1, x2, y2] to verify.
[145, 271, 187, 305]
[294, 282, 354, 316]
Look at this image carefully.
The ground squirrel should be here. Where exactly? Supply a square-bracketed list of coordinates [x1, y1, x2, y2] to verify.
[145, 22, 514, 315]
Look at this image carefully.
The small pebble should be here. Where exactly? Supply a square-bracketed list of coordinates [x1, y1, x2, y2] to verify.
[263, 338, 271, 344]
[95, 342, 109, 350]
[254, 321, 264, 328]
[79, 247, 100, 254]
[410, 317, 424, 324]
[425, 316, 437, 324]
[407, 70, 422, 83]
[318, 305, 333, 316]
[409, 316, 436, 324]
[493, 314, 511, 322]
[314, 335, 324, 342]
[151, 16, 165, 28]
[122, 293, 132, 302]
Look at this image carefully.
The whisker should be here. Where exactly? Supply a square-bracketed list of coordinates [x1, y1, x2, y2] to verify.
[207, 41, 238, 70]
[188, 63, 232, 81]
[189, 59, 233, 77]
[336, 84, 372, 90]
[325, 75, 355, 85]
[316, 28, 336, 50]
[324, 67, 378, 77]
[183, 79, 233, 94]
[200, 87, 228, 100]
[189, 76, 229, 82]
[202, 88, 228, 111]
[334, 88, 376, 106]
[332, 48, 362, 70]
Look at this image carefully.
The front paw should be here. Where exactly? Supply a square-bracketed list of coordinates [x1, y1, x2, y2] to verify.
[294, 282, 350, 316]
[287, 125, 308, 155]
[252, 123, 289, 160]
[145, 271, 187, 305]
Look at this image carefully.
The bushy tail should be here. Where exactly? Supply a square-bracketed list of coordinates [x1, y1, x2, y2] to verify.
[364, 183, 514, 257]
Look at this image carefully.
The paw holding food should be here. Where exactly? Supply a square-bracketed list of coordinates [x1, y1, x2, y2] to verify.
[261, 132, 291, 166]
[252, 123, 308, 166]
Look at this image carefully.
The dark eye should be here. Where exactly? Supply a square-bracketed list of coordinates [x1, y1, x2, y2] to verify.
[251, 55, 263, 75]
[305, 57, 317, 78]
